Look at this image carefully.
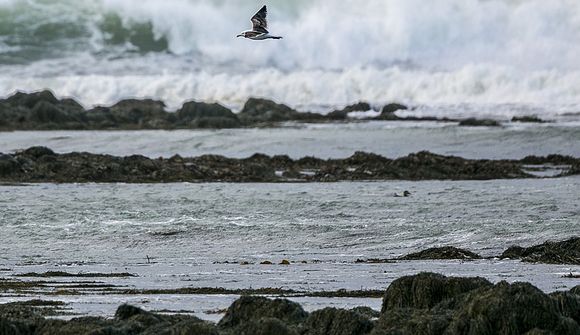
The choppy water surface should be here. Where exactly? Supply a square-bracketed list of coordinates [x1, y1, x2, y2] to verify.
[2, 122, 580, 159]
[1, 178, 579, 317]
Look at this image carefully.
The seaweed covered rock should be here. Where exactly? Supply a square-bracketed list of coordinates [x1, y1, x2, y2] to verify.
[446, 281, 580, 335]
[218, 296, 308, 330]
[302, 307, 374, 335]
[500, 237, 580, 264]
[398, 246, 481, 260]
[381, 272, 492, 312]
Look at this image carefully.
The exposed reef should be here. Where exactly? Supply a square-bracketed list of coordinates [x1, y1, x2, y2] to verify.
[1, 147, 578, 183]
[1, 273, 579, 335]
[0, 90, 544, 131]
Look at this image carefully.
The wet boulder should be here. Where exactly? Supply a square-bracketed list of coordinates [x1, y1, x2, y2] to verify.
[302, 307, 374, 335]
[376, 103, 407, 120]
[500, 237, 580, 264]
[327, 102, 372, 120]
[239, 98, 324, 123]
[109, 99, 168, 126]
[5, 90, 59, 109]
[398, 246, 482, 260]
[0, 154, 20, 176]
[218, 296, 308, 330]
[22, 147, 55, 159]
[381, 272, 492, 312]
[177, 101, 240, 128]
[27, 101, 75, 124]
[446, 281, 580, 335]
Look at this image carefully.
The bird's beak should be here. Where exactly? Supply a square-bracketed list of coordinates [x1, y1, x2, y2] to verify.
[236, 34, 242, 38]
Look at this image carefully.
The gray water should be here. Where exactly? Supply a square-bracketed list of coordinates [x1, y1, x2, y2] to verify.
[2, 121, 580, 159]
[1, 178, 579, 318]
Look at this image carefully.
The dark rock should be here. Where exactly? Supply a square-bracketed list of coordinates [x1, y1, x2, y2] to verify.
[302, 307, 374, 335]
[371, 308, 452, 335]
[381, 103, 408, 114]
[5, 90, 59, 108]
[109, 99, 167, 126]
[398, 246, 482, 260]
[458, 118, 501, 127]
[375, 103, 407, 120]
[571, 286, 580, 296]
[0, 154, 20, 176]
[328, 102, 372, 120]
[499, 237, 580, 264]
[176, 101, 240, 128]
[218, 296, 308, 329]
[446, 281, 580, 335]
[22, 147, 55, 159]
[350, 307, 380, 320]
[512, 115, 547, 123]
[381, 272, 492, 312]
[549, 291, 580, 324]
[28, 101, 74, 124]
[239, 98, 324, 123]
[234, 317, 298, 335]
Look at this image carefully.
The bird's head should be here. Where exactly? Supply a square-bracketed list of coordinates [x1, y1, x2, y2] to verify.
[236, 32, 245, 38]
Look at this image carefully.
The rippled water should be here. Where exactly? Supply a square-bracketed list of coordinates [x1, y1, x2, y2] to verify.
[2, 122, 580, 159]
[2, 179, 579, 265]
[1, 178, 579, 318]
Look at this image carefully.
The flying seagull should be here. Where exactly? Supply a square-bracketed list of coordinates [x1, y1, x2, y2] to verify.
[237, 5, 282, 40]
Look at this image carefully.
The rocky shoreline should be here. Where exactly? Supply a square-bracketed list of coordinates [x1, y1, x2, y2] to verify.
[1, 272, 579, 335]
[0, 90, 548, 131]
[1, 146, 578, 183]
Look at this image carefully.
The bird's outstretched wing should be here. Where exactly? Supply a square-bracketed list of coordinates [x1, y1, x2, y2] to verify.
[251, 5, 269, 34]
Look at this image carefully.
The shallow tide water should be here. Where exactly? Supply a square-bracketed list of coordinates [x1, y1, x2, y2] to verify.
[1, 178, 579, 319]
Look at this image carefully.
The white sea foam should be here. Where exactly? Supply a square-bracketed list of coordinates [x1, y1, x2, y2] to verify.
[0, 0, 579, 117]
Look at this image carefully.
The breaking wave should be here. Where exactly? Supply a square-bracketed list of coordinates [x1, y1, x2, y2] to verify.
[0, 0, 579, 116]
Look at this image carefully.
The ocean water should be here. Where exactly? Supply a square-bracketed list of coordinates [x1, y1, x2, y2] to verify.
[1, 179, 579, 318]
[2, 121, 580, 159]
[0, 0, 579, 118]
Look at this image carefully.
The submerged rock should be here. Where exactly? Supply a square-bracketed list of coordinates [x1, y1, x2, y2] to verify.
[398, 246, 482, 260]
[500, 237, 580, 264]
[458, 118, 501, 127]
[512, 115, 547, 123]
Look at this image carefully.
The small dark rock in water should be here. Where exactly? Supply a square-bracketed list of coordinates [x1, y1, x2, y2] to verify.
[302, 307, 374, 335]
[512, 115, 547, 123]
[379, 103, 408, 118]
[381, 272, 492, 312]
[398, 246, 482, 260]
[218, 296, 308, 329]
[327, 102, 372, 120]
[177, 100, 241, 129]
[499, 237, 580, 264]
[239, 97, 324, 124]
[458, 118, 501, 127]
